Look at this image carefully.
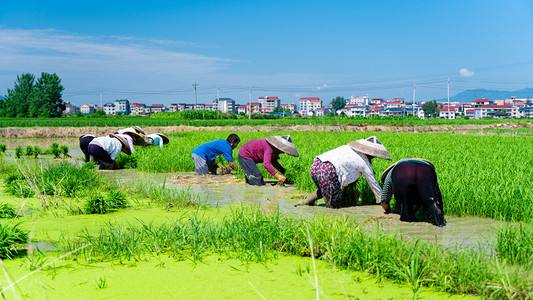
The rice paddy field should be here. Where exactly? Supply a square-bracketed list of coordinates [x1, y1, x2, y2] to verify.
[0, 127, 531, 299]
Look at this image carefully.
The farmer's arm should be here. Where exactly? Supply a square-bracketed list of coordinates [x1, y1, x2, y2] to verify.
[380, 171, 393, 213]
[222, 145, 237, 169]
[263, 148, 285, 181]
[362, 163, 382, 203]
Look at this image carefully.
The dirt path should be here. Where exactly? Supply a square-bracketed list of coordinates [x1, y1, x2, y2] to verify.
[1, 122, 531, 138]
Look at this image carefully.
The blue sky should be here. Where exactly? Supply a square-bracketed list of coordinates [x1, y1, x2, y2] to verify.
[1, 0, 533, 106]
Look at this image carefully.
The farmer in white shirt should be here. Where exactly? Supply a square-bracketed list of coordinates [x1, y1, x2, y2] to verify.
[87, 134, 134, 170]
[297, 136, 391, 208]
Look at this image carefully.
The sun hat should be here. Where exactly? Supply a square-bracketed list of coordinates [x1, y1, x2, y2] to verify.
[265, 135, 299, 157]
[122, 130, 146, 146]
[347, 136, 391, 160]
[109, 134, 132, 155]
[380, 158, 434, 183]
[154, 133, 169, 144]
[132, 126, 145, 135]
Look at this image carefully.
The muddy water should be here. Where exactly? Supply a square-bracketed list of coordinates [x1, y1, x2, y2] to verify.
[101, 169, 500, 249]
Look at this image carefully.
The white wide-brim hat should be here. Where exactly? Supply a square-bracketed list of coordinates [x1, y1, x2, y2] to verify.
[265, 135, 299, 157]
[347, 136, 391, 160]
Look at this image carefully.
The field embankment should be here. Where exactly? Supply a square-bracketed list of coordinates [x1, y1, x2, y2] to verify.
[1, 121, 532, 138]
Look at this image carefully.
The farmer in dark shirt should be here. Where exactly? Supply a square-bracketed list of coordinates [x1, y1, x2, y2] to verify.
[380, 158, 445, 227]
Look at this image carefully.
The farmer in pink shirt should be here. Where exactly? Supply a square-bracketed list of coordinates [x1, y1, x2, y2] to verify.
[237, 135, 298, 186]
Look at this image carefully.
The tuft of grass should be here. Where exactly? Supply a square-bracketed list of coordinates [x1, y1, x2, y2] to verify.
[0, 144, 6, 154]
[50, 143, 61, 159]
[33, 146, 41, 159]
[0, 203, 16, 219]
[0, 222, 29, 259]
[24, 146, 34, 157]
[14, 146, 23, 159]
[60, 145, 70, 158]
[85, 192, 109, 214]
[106, 190, 128, 209]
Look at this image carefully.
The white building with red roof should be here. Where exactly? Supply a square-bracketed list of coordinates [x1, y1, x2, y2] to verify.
[299, 97, 322, 116]
[258, 96, 280, 113]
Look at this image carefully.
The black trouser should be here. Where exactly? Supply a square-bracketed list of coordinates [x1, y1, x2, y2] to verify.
[391, 162, 445, 226]
[80, 136, 96, 162]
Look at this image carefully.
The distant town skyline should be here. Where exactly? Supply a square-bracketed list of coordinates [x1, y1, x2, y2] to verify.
[2, 1, 533, 107]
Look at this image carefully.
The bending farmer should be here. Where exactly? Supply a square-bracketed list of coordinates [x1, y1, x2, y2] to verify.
[298, 136, 391, 208]
[238, 135, 299, 186]
[87, 134, 134, 170]
[79, 134, 96, 163]
[380, 158, 446, 227]
[144, 133, 169, 148]
[191, 134, 240, 175]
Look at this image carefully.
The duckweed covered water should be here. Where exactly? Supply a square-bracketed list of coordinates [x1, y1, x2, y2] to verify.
[0, 254, 477, 299]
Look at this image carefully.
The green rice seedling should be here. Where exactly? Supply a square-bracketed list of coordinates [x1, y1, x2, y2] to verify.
[14, 146, 23, 159]
[25, 146, 34, 157]
[0, 144, 6, 154]
[4, 174, 34, 198]
[33, 146, 41, 158]
[0, 221, 29, 258]
[0, 203, 16, 219]
[84, 192, 109, 214]
[133, 182, 206, 209]
[60, 145, 70, 158]
[496, 223, 533, 266]
[115, 152, 137, 169]
[106, 190, 128, 209]
[50, 143, 61, 159]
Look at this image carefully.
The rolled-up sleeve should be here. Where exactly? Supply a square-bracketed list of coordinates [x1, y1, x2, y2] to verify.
[380, 171, 393, 204]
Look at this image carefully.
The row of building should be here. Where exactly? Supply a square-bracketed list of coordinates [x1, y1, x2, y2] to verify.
[64, 96, 533, 119]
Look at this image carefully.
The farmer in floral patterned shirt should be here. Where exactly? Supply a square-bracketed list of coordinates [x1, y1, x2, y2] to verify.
[296, 136, 391, 208]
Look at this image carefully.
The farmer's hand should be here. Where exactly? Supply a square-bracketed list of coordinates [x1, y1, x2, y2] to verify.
[274, 173, 286, 182]
[228, 161, 238, 170]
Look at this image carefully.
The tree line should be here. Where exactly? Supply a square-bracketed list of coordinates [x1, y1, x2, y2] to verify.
[0, 73, 65, 118]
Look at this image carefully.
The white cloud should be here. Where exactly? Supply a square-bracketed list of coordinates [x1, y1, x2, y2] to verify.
[0, 28, 236, 79]
[459, 68, 474, 77]
[314, 83, 328, 91]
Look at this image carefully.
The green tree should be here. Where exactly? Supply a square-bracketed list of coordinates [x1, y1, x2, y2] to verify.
[28, 73, 65, 118]
[1, 73, 35, 117]
[422, 100, 438, 119]
[330, 97, 347, 113]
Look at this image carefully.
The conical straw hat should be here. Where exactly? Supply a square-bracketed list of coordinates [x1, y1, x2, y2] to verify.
[122, 131, 146, 146]
[347, 136, 391, 160]
[109, 134, 132, 155]
[265, 135, 299, 157]
[380, 158, 434, 183]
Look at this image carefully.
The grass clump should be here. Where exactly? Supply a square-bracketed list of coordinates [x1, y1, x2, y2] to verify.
[85, 192, 109, 214]
[106, 190, 128, 209]
[0, 144, 6, 155]
[0, 222, 29, 258]
[496, 223, 533, 266]
[15, 146, 23, 159]
[132, 182, 205, 209]
[0, 203, 17, 219]
[50, 143, 61, 159]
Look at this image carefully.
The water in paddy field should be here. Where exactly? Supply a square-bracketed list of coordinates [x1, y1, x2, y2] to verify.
[102, 169, 501, 250]
[1, 136, 500, 249]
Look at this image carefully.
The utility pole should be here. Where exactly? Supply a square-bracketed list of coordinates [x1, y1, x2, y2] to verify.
[193, 83, 199, 109]
[100, 89, 103, 108]
[413, 83, 416, 117]
[447, 78, 450, 107]
[248, 87, 252, 120]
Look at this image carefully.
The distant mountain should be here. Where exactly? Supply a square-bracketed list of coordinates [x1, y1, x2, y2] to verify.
[437, 88, 533, 103]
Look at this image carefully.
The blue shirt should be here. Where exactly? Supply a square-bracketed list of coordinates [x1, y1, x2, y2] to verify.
[192, 139, 234, 163]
